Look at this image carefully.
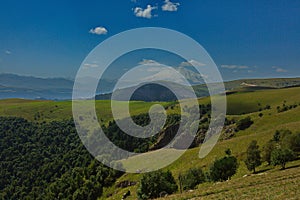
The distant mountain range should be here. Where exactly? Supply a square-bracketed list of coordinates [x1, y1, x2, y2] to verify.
[0, 73, 117, 100]
[1, 73, 300, 100]
[96, 77, 300, 101]
[0, 67, 204, 100]
[0, 74, 74, 99]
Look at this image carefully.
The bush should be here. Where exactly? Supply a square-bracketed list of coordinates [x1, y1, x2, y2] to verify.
[178, 168, 205, 191]
[271, 148, 296, 169]
[263, 140, 276, 165]
[236, 116, 253, 131]
[280, 132, 300, 153]
[265, 105, 271, 110]
[245, 140, 262, 173]
[137, 170, 177, 200]
[209, 150, 238, 182]
[273, 129, 292, 142]
[289, 133, 300, 152]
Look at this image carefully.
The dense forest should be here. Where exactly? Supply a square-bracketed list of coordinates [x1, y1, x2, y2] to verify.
[0, 117, 122, 200]
[0, 114, 192, 199]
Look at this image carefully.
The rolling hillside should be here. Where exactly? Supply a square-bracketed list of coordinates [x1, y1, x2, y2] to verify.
[100, 86, 300, 199]
[1, 85, 300, 199]
[1, 73, 300, 100]
[2, 86, 300, 121]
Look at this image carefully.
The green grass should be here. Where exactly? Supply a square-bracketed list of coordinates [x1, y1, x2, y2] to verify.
[0, 98, 72, 121]
[2, 86, 300, 121]
[99, 87, 300, 200]
[224, 77, 300, 89]
[1, 86, 300, 200]
[160, 160, 300, 200]
[0, 99, 174, 124]
[225, 87, 300, 115]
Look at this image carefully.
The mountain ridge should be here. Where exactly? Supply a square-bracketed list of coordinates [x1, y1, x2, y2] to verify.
[1, 73, 300, 100]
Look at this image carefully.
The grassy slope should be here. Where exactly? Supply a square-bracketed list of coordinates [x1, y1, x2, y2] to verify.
[1, 86, 300, 121]
[100, 87, 300, 199]
[0, 99, 174, 124]
[224, 77, 300, 89]
[160, 160, 300, 200]
[1, 87, 300, 199]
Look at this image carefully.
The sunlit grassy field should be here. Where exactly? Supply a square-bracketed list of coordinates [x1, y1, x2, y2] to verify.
[160, 160, 300, 200]
[1, 86, 300, 200]
[0, 99, 173, 124]
[99, 87, 300, 199]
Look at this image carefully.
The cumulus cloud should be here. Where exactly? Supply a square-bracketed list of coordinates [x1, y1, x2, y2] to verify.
[162, 0, 180, 12]
[180, 60, 206, 67]
[134, 5, 157, 19]
[5, 50, 11, 55]
[272, 66, 287, 73]
[89, 26, 108, 35]
[83, 63, 99, 68]
[221, 65, 249, 69]
[138, 59, 161, 66]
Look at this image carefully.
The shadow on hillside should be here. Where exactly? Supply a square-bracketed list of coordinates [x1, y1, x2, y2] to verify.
[283, 164, 300, 170]
[254, 168, 270, 174]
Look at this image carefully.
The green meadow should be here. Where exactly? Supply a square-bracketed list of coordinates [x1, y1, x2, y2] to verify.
[1, 86, 300, 199]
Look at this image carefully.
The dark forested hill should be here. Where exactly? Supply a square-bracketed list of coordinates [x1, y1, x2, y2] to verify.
[0, 117, 122, 200]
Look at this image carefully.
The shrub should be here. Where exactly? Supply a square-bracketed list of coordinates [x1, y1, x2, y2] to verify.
[280, 132, 300, 153]
[263, 140, 276, 165]
[265, 105, 271, 110]
[289, 133, 300, 152]
[245, 140, 262, 173]
[209, 150, 238, 181]
[137, 170, 177, 200]
[236, 117, 253, 131]
[273, 129, 292, 142]
[178, 168, 205, 191]
[271, 148, 296, 169]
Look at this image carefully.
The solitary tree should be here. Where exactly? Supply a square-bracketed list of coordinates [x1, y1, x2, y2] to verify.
[210, 150, 238, 182]
[178, 168, 205, 191]
[137, 170, 177, 200]
[271, 148, 295, 169]
[290, 133, 300, 152]
[263, 140, 276, 165]
[245, 140, 262, 173]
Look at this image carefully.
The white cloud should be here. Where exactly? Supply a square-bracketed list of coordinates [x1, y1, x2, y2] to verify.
[162, 0, 180, 12]
[180, 60, 206, 67]
[276, 68, 287, 72]
[272, 66, 287, 73]
[140, 66, 188, 84]
[134, 5, 157, 19]
[83, 63, 99, 68]
[138, 59, 161, 66]
[221, 65, 249, 69]
[89, 26, 108, 35]
[5, 50, 11, 55]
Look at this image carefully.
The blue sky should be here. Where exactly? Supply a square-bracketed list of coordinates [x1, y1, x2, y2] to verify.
[0, 0, 299, 80]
